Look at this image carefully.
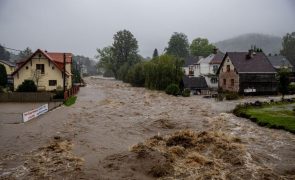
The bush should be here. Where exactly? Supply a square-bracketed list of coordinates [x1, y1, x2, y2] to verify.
[182, 88, 190, 97]
[165, 84, 180, 96]
[225, 92, 239, 100]
[53, 91, 64, 99]
[127, 62, 145, 87]
[288, 83, 295, 94]
[16, 80, 37, 92]
[0, 64, 7, 87]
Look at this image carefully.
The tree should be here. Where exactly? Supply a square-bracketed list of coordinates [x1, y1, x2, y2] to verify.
[0, 45, 10, 61]
[0, 64, 7, 87]
[278, 68, 290, 100]
[153, 48, 159, 58]
[32, 69, 42, 87]
[112, 30, 139, 78]
[96, 46, 115, 77]
[18, 47, 33, 59]
[281, 32, 295, 66]
[166, 32, 189, 58]
[190, 38, 216, 57]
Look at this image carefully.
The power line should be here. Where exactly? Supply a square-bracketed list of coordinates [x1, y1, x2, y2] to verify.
[2, 46, 22, 52]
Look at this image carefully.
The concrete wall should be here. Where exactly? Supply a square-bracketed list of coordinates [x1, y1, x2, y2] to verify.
[218, 57, 239, 92]
[13, 53, 72, 91]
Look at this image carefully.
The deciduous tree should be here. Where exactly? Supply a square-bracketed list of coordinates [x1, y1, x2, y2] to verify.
[281, 32, 295, 65]
[190, 38, 216, 57]
[166, 32, 189, 58]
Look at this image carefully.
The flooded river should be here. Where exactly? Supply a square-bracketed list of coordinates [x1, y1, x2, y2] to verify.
[1, 77, 295, 179]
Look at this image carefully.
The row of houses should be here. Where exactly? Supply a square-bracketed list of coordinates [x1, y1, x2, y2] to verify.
[182, 49, 293, 95]
[0, 49, 73, 91]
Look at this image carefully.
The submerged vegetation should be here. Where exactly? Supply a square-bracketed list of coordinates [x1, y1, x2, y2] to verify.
[64, 96, 77, 106]
[233, 100, 295, 133]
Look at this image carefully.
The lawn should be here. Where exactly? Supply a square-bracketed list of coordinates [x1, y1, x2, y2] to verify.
[64, 96, 77, 107]
[234, 102, 295, 133]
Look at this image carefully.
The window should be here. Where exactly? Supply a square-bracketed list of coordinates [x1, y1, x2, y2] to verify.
[223, 79, 226, 86]
[213, 65, 219, 74]
[226, 65, 230, 72]
[26, 66, 28, 70]
[189, 66, 194, 76]
[211, 77, 217, 84]
[49, 80, 57, 86]
[36, 64, 45, 74]
[231, 79, 234, 86]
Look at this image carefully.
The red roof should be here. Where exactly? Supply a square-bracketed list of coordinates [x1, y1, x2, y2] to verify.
[46, 52, 72, 63]
[12, 49, 72, 76]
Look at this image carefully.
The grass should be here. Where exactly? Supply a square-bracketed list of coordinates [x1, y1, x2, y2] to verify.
[234, 103, 295, 133]
[64, 96, 77, 106]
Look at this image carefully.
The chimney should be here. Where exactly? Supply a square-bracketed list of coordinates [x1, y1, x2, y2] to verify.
[248, 49, 254, 59]
[45, 50, 47, 53]
[213, 48, 218, 54]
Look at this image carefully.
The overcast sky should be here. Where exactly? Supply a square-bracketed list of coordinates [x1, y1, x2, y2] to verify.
[0, 0, 294, 59]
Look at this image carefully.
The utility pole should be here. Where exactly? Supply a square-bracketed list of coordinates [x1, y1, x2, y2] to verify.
[63, 53, 66, 92]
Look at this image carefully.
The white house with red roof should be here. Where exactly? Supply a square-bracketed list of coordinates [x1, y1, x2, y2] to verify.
[12, 49, 73, 91]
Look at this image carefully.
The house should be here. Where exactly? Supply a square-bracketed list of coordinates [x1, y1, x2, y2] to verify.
[267, 55, 293, 72]
[194, 49, 224, 89]
[217, 50, 277, 94]
[183, 56, 201, 76]
[12, 49, 73, 91]
[181, 75, 208, 95]
[0, 60, 16, 85]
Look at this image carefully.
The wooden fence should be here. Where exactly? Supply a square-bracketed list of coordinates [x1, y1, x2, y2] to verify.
[64, 86, 80, 100]
[0, 92, 58, 102]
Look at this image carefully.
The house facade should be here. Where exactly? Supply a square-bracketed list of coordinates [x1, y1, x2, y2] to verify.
[194, 50, 224, 89]
[218, 51, 277, 94]
[183, 56, 201, 76]
[12, 49, 72, 91]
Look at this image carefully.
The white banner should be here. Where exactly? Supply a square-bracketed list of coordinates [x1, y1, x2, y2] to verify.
[23, 104, 48, 122]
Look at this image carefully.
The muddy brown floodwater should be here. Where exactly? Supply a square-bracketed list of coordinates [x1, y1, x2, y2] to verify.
[1, 76, 295, 179]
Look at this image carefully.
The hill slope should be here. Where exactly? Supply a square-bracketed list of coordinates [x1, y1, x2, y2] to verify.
[215, 33, 282, 54]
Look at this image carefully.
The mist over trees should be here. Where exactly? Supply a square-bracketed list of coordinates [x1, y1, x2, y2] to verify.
[281, 32, 295, 66]
[0, 45, 10, 61]
[214, 33, 282, 55]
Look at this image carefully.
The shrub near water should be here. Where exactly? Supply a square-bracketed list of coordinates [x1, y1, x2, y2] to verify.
[16, 80, 37, 92]
[182, 88, 191, 97]
[165, 84, 180, 96]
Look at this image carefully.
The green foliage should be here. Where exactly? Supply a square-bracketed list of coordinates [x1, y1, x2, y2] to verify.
[64, 96, 77, 106]
[0, 64, 7, 87]
[117, 63, 130, 82]
[225, 92, 239, 100]
[281, 32, 295, 66]
[96, 46, 115, 77]
[278, 69, 291, 99]
[288, 83, 295, 93]
[190, 38, 216, 57]
[153, 48, 159, 58]
[0, 45, 10, 61]
[112, 30, 139, 78]
[166, 32, 189, 58]
[127, 62, 145, 87]
[144, 55, 184, 90]
[233, 102, 295, 133]
[18, 47, 33, 59]
[16, 80, 37, 92]
[165, 84, 180, 96]
[182, 88, 191, 97]
[96, 30, 140, 79]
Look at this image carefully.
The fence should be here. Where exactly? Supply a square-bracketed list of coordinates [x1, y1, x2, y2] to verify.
[64, 85, 80, 100]
[0, 92, 59, 102]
